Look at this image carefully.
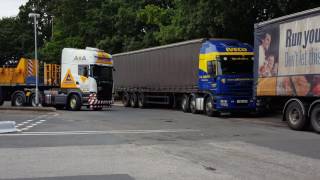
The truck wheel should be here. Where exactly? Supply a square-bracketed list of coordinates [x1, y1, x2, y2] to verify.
[0, 99, 3, 106]
[122, 92, 131, 107]
[285, 101, 307, 130]
[310, 104, 320, 133]
[30, 93, 41, 107]
[12, 93, 25, 107]
[130, 93, 138, 108]
[68, 94, 81, 111]
[190, 94, 198, 114]
[204, 96, 219, 117]
[138, 93, 146, 108]
[181, 94, 190, 113]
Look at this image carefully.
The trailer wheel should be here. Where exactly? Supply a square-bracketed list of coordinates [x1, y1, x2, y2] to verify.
[0, 99, 3, 106]
[204, 96, 219, 117]
[12, 93, 25, 107]
[189, 94, 198, 114]
[130, 93, 138, 108]
[181, 94, 190, 113]
[310, 104, 320, 133]
[285, 101, 307, 130]
[138, 93, 146, 108]
[68, 94, 81, 111]
[122, 92, 131, 107]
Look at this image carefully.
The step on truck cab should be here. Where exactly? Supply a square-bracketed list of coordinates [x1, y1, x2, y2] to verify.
[114, 39, 255, 115]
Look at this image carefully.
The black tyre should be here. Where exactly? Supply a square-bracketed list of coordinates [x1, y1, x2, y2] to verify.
[138, 93, 146, 108]
[285, 101, 307, 130]
[0, 100, 3, 106]
[181, 94, 190, 113]
[130, 93, 138, 108]
[189, 94, 198, 114]
[68, 94, 81, 111]
[310, 104, 320, 133]
[122, 92, 131, 107]
[204, 95, 220, 117]
[30, 93, 41, 107]
[12, 93, 25, 107]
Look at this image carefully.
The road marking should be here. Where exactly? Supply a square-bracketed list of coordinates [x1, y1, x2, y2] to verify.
[15, 119, 47, 131]
[0, 129, 200, 136]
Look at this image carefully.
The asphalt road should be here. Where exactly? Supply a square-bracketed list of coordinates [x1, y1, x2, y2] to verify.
[0, 104, 320, 180]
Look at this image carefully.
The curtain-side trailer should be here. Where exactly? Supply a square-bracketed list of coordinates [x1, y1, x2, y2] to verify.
[254, 7, 320, 132]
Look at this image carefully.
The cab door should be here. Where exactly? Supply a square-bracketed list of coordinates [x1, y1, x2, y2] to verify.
[78, 65, 90, 93]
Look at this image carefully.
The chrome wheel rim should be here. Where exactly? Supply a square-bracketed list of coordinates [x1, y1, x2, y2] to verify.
[70, 98, 77, 109]
[15, 96, 23, 106]
[289, 108, 300, 125]
[206, 98, 213, 113]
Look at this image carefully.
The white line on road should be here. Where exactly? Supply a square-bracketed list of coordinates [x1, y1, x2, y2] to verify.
[0, 129, 200, 136]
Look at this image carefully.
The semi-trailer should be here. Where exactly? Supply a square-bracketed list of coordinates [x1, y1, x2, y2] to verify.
[0, 47, 114, 110]
[254, 7, 320, 132]
[113, 39, 255, 115]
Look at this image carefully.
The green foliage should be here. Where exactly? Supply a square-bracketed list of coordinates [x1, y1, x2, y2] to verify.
[0, 0, 319, 63]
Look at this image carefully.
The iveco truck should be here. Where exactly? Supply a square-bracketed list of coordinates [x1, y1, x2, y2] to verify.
[113, 39, 255, 116]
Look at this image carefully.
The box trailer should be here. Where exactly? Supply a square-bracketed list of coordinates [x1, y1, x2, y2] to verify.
[114, 39, 255, 115]
[254, 7, 320, 132]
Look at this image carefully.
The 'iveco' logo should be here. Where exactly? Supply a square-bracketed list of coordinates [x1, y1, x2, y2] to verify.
[74, 56, 87, 61]
[226, 48, 247, 52]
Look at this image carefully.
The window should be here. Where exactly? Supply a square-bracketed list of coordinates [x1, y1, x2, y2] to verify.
[78, 65, 89, 77]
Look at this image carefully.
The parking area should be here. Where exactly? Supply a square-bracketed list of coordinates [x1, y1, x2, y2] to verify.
[0, 105, 320, 180]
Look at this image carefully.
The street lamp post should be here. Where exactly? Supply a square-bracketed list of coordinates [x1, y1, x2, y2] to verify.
[51, 15, 54, 40]
[28, 13, 40, 106]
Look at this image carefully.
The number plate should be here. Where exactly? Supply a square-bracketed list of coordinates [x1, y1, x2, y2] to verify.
[237, 100, 248, 104]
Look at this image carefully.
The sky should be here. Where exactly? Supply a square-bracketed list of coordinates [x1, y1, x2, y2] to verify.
[0, 0, 28, 18]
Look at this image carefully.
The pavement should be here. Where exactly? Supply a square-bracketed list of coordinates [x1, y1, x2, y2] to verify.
[0, 104, 320, 180]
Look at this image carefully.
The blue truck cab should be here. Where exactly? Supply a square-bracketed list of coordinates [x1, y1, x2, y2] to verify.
[198, 39, 255, 115]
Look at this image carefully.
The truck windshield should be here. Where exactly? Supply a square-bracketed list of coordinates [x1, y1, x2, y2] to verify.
[218, 56, 253, 75]
[90, 65, 113, 82]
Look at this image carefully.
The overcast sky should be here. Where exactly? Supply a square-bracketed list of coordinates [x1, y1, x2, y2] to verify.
[0, 0, 28, 18]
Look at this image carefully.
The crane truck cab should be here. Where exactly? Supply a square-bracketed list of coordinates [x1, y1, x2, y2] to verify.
[0, 47, 114, 111]
[44, 47, 114, 110]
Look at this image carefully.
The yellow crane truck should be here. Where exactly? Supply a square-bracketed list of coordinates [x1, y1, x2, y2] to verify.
[0, 47, 114, 110]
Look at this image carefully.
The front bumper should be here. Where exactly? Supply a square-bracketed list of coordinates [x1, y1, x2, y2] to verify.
[87, 93, 113, 109]
[215, 96, 256, 112]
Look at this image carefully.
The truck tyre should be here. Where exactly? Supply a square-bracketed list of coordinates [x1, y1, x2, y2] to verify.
[122, 92, 131, 107]
[130, 93, 138, 108]
[68, 94, 81, 111]
[204, 96, 220, 117]
[30, 93, 41, 107]
[0, 100, 3, 106]
[285, 101, 307, 130]
[12, 92, 26, 107]
[181, 94, 190, 113]
[138, 93, 146, 108]
[189, 94, 198, 114]
[310, 104, 320, 133]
